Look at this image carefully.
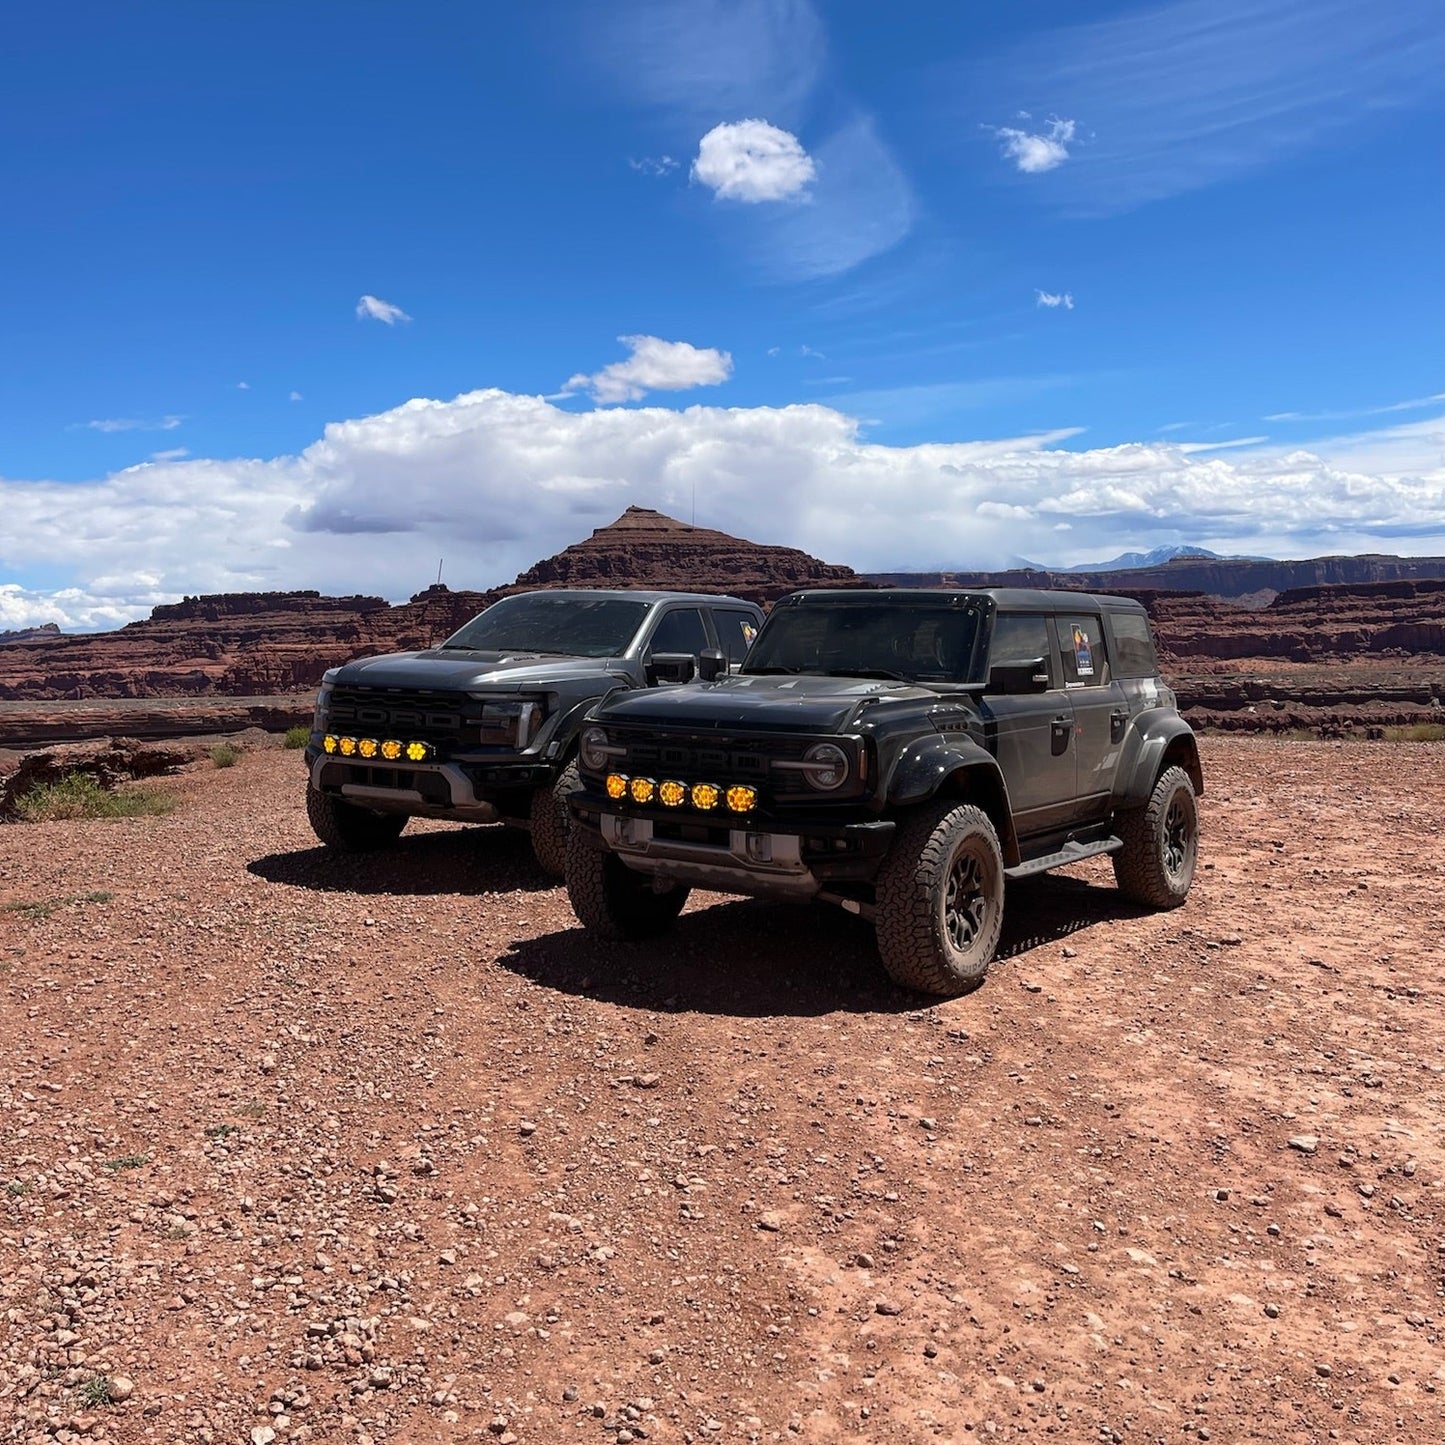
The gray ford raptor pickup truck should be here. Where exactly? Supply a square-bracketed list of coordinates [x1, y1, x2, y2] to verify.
[566, 588, 1202, 994]
[304, 588, 763, 874]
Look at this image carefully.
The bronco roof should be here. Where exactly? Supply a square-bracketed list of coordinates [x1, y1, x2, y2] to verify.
[775, 587, 1148, 613]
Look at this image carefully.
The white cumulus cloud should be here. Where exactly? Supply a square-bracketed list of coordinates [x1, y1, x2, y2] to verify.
[994, 116, 1077, 173]
[691, 119, 816, 202]
[3, 388, 1443, 632]
[562, 336, 734, 405]
[1036, 290, 1075, 309]
[356, 294, 412, 325]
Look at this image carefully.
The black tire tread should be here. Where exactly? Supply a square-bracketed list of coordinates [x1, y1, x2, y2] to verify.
[529, 760, 579, 878]
[305, 785, 407, 853]
[564, 827, 689, 941]
[1113, 765, 1197, 908]
[874, 800, 1004, 995]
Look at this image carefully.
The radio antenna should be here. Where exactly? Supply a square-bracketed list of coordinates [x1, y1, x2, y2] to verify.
[436, 557, 444, 586]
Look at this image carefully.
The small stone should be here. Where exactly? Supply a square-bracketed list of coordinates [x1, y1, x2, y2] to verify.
[874, 1298, 903, 1316]
[923, 1343, 938, 1358]
[1315, 1363, 1331, 1379]
[1211, 1188, 1230, 1203]
[1288, 1135, 1319, 1155]
[919, 1117, 937, 1131]
[252, 1429, 276, 1445]
[1264, 1303, 1280, 1319]
[259, 1055, 277, 1076]
[1358, 1182, 1376, 1199]
[855, 1252, 874, 1268]
[757, 1212, 783, 1232]
[647, 1348, 666, 1364]
[518, 1120, 537, 1137]
[634, 1073, 662, 1090]
[1024, 1116, 1043, 1127]
[1061, 946, 1077, 958]
[108, 1376, 134, 1402]
[562, 1387, 578, 1402]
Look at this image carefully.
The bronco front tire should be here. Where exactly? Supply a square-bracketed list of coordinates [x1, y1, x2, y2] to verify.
[565, 829, 690, 941]
[1113, 765, 1197, 908]
[306, 785, 408, 852]
[874, 801, 1005, 996]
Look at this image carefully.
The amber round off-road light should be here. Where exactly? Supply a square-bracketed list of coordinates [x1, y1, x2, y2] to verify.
[726, 785, 758, 814]
[690, 783, 720, 811]
[630, 777, 656, 804]
[323, 734, 338, 753]
[405, 741, 429, 762]
[606, 773, 629, 800]
[358, 738, 378, 759]
[380, 739, 402, 760]
[658, 780, 687, 807]
[339, 736, 357, 756]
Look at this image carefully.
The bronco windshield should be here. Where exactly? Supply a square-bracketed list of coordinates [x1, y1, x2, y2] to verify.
[743, 599, 987, 685]
[441, 594, 651, 659]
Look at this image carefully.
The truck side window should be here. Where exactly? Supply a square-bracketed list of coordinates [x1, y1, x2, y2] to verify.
[647, 607, 709, 657]
[1058, 615, 1109, 687]
[712, 608, 760, 665]
[990, 613, 1054, 686]
[1109, 611, 1159, 678]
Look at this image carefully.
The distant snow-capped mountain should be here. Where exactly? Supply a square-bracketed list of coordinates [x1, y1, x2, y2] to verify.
[1012, 545, 1261, 573]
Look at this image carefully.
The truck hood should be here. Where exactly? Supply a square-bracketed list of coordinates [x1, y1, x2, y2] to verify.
[595, 674, 932, 734]
[332, 650, 617, 691]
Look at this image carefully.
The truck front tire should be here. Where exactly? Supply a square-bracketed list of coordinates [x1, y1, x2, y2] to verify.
[529, 761, 579, 878]
[306, 785, 407, 853]
[565, 829, 690, 941]
[1113, 765, 1197, 908]
[874, 801, 1005, 995]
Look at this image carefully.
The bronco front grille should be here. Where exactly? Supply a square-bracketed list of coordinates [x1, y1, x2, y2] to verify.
[607, 730, 841, 799]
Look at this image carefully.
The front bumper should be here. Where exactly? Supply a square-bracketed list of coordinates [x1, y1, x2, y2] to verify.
[569, 786, 894, 901]
[307, 753, 548, 823]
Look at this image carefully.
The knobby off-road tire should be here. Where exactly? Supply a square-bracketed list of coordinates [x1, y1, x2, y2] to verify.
[529, 760, 579, 878]
[1113, 765, 1198, 908]
[565, 827, 690, 942]
[873, 801, 1005, 996]
[305, 785, 407, 853]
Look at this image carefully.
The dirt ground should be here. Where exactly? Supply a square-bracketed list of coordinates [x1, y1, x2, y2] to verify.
[2, 737, 1442, 1445]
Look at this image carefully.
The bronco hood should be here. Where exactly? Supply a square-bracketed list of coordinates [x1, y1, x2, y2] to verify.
[332, 650, 615, 691]
[595, 674, 932, 734]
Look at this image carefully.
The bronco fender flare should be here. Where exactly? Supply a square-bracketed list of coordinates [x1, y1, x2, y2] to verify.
[885, 737, 1021, 867]
[1114, 709, 1203, 808]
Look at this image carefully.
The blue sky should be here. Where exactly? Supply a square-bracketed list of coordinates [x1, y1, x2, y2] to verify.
[2, 0, 1443, 629]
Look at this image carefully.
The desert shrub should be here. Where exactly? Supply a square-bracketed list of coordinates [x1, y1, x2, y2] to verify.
[1383, 723, 1445, 742]
[283, 725, 311, 749]
[14, 772, 176, 822]
[209, 743, 241, 768]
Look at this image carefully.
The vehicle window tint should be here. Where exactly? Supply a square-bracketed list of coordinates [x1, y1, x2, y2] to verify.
[713, 608, 760, 664]
[647, 607, 709, 656]
[1110, 611, 1158, 678]
[990, 613, 1054, 686]
[1059, 615, 1110, 687]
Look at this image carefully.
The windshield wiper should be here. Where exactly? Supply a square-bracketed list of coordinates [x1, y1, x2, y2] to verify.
[820, 668, 909, 682]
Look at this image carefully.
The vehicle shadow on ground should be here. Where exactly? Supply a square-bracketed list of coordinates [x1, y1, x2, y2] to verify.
[247, 826, 554, 897]
[497, 871, 1141, 1018]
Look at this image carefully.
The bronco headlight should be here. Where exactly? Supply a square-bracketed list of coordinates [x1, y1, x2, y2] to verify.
[580, 726, 612, 772]
[802, 742, 849, 791]
[474, 698, 544, 748]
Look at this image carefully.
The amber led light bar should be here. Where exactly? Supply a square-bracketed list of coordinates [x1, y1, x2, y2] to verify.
[322, 735, 435, 763]
[605, 773, 757, 815]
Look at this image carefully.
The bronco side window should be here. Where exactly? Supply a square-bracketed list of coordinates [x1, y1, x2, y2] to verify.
[989, 613, 1055, 687]
[1058, 615, 1109, 687]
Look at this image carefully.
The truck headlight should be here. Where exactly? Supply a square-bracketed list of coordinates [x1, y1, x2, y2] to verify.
[474, 698, 544, 747]
[580, 726, 612, 771]
[802, 742, 849, 791]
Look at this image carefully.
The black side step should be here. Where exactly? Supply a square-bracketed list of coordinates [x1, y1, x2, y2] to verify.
[1005, 836, 1122, 880]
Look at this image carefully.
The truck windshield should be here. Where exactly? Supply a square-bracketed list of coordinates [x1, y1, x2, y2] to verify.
[441, 595, 651, 659]
[743, 601, 986, 684]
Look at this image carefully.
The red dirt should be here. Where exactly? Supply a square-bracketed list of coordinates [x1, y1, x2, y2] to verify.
[2, 737, 1443, 1443]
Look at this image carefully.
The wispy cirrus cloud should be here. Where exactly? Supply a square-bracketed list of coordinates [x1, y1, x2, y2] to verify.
[356, 294, 411, 325]
[955, 0, 1445, 213]
[562, 335, 734, 404]
[1035, 289, 1075, 310]
[1264, 391, 1445, 423]
[80, 415, 182, 434]
[628, 154, 679, 177]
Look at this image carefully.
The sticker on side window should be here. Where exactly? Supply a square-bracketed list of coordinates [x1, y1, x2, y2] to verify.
[742, 623, 757, 645]
[1071, 624, 1095, 678]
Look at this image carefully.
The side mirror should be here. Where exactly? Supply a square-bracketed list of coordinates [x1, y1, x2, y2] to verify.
[648, 652, 697, 685]
[986, 657, 1051, 695]
[697, 647, 727, 683]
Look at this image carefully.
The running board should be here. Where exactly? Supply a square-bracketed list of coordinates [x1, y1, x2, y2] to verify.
[1006, 836, 1122, 880]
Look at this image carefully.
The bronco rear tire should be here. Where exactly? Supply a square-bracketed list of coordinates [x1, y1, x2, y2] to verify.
[1113, 765, 1197, 908]
[565, 828, 690, 941]
[874, 801, 1005, 995]
[306, 785, 407, 853]
[529, 760, 579, 878]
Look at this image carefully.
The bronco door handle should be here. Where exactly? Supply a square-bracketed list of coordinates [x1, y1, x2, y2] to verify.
[1051, 715, 1071, 755]
[1111, 708, 1128, 742]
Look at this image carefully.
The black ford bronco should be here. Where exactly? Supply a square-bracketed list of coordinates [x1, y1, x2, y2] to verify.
[304, 588, 763, 874]
[566, 588, 1202, 993]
